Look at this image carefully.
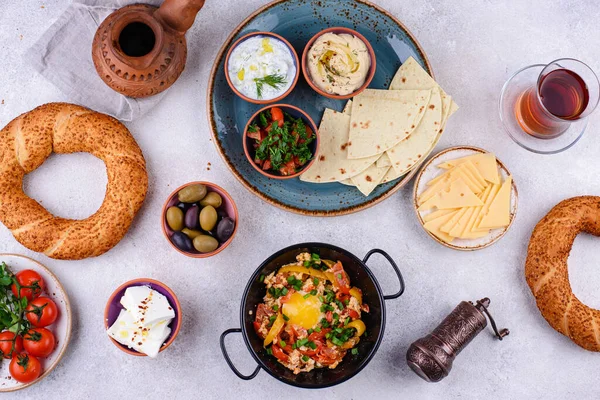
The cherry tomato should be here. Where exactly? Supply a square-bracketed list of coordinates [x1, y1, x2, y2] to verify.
[23, 328, 55, 358]
[26, 297, 58, 328]
[11, 270, 45, 301]
[279, 159, 296, 176]
[270, 107, 284, 127]
[9, 353, 42, 384]
[0, 332, 23, 359]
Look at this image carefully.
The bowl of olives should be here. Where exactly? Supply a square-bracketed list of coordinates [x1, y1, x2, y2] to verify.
[162, 182, 238, 257]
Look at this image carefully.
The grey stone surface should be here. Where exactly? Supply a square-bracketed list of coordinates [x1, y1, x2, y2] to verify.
[1, 0, 599, 399]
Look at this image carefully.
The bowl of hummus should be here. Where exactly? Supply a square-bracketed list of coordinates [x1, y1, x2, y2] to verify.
[302, 27, 375, 99]
[226, 32, 299, 104]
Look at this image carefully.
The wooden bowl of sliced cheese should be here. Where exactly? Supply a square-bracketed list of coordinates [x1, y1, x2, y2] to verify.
[412, 146, 518, 251]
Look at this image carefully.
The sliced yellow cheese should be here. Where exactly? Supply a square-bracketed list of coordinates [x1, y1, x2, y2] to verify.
[461, 161, 487, 188]
[461, 185, 493, 239]
[438, 153, 500, 185]
[471, 182, 501, 232]
[420, 167, 483, 205]
[422, 208, 459, 223]
[423, 211, 457, 243]
[449, 206, 478, 238]
[478, 176, 512, 229]
[441, 207, 469, 233]
[427, 163, 484, 192]
[418, 178, 484, 211]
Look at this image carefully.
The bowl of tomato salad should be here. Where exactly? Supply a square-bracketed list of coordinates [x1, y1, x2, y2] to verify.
[220, 243, 406, 388]
[243, 105, 318, 179]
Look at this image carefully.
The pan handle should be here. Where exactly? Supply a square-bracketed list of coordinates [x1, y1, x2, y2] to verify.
[220, 328, 261, 380]
[363, 249, 405, 300]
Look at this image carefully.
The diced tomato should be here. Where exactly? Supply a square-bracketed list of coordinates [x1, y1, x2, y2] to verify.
[347, 309, 360, 320]
[247, 129, 261, 140]
[279, 290, 294, 304]
[361, 303, 370, 313]
[253, 321, 262, 334]
[262, 160, 272, 171]
[308, 328, 330, 343]
[271, 107, 285, 127]
[293, 156, 306, 167]
[300, 339, 322, 356]
[326, 311, 333, 323]
[330, 262, 351, 294]
[279, 160, 296, 176]
[271, 344, 288, 362]
[336, 292, 350, 302]
[254, 156, 263, 167]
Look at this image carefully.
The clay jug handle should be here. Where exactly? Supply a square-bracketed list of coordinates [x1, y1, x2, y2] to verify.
[154, 0, 205, 34]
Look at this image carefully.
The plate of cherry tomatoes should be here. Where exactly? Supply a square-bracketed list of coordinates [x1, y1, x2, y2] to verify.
[0, 254, 72, 392]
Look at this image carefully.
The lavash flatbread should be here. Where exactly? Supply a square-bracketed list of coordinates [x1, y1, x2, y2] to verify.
[347, 89, 431, 159]
[300, 109, 379, 183]
[386, 87, 443, 174]
[376, 153, 392, 168]
[350, 164, 391, 196]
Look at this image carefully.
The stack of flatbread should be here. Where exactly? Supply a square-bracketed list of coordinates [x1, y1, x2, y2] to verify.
[300, 57, 458, 196]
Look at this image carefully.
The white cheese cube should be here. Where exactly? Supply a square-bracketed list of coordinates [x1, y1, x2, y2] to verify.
[120, 286, 175, 326]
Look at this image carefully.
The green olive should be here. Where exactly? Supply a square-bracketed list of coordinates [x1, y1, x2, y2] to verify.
[166, 207, 184, 231]
[199, 205, 218, 231]
[182, 228, 203, 239]
[199, 192, 222, 208]
[193, 235, 219, 253]
[178, 184, 207, 203]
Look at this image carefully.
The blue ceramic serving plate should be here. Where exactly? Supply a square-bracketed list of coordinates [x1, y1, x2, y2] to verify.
[208, 0, 433, 216]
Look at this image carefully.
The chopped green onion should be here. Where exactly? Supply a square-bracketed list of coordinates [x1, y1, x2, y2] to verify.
[307, 329, 313, 335]
[259, 274, 265, 282]
[266, 347, 273, 355]
[281, 287, 289, 295]
[302, 355, 310, 362]
[313, 278, 319, 286]
[314, 326, 321, 333]
[279, 340, 286, 348]
[303, 293, 311, 299]
[282, 314, 290, 321]
[331, 337, 344, 346]
[269, 315, 277, 323]
[272, 305, 279, 312]
[351, 348, 358, 355]
[307, 341, 317, 349]
[310, 289, 317, 296]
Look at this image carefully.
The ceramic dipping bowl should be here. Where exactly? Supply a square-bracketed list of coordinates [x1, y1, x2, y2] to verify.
[161, 182, 239, 258]
[301, 27, 376, 100]
[243, 104, 319, 179]
[104, 278, 182, 357]
[225, 31, 300, 104]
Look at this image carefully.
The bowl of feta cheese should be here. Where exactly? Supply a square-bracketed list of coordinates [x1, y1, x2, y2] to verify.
[225, 32, 299, 104]
[104, 279, 181, 357]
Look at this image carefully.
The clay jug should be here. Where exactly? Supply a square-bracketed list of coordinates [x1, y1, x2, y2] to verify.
[92, 0, 205, 98]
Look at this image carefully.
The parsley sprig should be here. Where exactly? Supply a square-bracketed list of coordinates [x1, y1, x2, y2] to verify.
[253, 112, 315, 171]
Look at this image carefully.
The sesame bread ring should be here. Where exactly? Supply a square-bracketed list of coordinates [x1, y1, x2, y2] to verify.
[0, 103, 148, 260]
[525, 196, 600, 351]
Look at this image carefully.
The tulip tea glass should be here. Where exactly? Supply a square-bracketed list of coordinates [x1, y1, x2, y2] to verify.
[499, 58, 599, 154]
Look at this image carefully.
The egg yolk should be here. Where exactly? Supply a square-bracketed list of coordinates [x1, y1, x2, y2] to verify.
[282, 292, 321, 329]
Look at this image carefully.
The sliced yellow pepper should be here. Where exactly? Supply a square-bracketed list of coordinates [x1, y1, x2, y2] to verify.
[321, 259, 336, 268]
[278, 265, 328, 281]
[346, 320, 366, 337]
[349, 287, 363, 304]
[263, 313, 284, 347]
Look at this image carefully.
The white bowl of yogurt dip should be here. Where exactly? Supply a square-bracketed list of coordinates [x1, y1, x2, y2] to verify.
[225, 32, 299, 104]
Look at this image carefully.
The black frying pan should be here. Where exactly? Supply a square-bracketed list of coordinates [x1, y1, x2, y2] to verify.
[220, 242, 405, 388]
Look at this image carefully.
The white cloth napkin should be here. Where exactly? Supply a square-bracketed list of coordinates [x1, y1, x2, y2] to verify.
[24, 0, 167, 121]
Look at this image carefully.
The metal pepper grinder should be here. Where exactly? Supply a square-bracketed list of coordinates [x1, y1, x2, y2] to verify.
[406, 298, 509, 382]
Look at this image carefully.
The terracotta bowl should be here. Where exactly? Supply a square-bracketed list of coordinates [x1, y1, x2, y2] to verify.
[161, 182, 239, 258]
[301, 27, 376, 100]
[243, 104, 319, 180]
[225, 31, 299, 104]
[104, 278, 181, 357]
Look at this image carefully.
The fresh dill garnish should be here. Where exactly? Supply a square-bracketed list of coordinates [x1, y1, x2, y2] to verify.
[254, 74, 287, 99]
